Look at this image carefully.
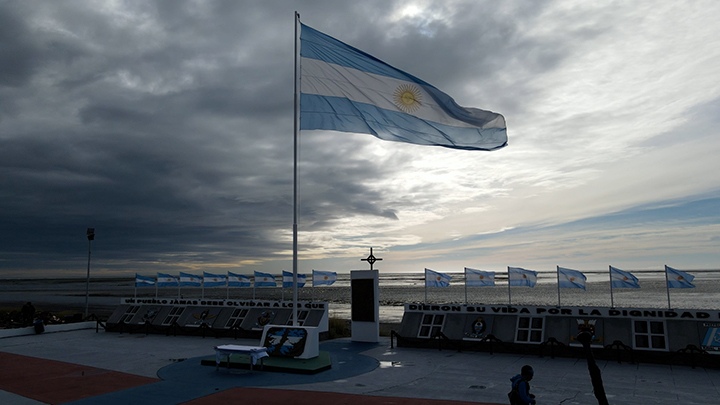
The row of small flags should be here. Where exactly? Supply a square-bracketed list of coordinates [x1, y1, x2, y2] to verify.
[135, 270, 337, 288]
[426, 265, 696, 289]
[136, 265, 695, 290]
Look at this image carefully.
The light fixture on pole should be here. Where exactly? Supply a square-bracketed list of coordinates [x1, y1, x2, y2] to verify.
[84, 228, 95, 319]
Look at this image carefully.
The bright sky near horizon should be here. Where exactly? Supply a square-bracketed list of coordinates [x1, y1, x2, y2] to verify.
[1, 1, 720, 278]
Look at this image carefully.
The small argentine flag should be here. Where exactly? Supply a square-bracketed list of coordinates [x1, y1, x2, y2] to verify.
[425, 268, 451, 287]
[283, 271, 307, 288]
[665, 265, 695, 288]
[135, 273, 155, 287]
[254, 271, 277, 287]
[203, 271, 227, 288]
[227, 272, 251, 287]
[465, 268, 495, 287]
[179, 272, 202, 287]
[557, 267, 587, 290]
[312, 270, 337, 286]
[156, 273, 178, 287]
[508, 267, 538, 287]
[610, 266, 640, 289]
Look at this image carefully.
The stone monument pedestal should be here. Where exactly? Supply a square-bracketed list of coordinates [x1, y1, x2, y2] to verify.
[351, 270, 379, 342]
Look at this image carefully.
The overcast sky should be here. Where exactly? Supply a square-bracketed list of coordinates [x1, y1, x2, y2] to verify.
[2, 1, 719, 279]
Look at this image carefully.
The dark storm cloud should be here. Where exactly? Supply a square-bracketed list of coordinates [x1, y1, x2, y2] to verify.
[3, 1, 719, 277]
[0, 1, 425, 276]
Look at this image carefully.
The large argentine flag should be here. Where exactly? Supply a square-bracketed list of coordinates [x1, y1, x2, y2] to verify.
[300, 23, 507, 151]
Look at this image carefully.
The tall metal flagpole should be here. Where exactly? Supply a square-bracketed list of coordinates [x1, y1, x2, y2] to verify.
[292, 11, 301, 326]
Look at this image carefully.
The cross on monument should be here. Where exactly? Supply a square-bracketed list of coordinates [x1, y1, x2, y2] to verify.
[361, 247, 382, 270]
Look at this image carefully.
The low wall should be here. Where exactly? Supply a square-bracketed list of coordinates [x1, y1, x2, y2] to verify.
[395, 303, 720, 368]
[0, 321, 97, 339]
[103, 298, 330, 339]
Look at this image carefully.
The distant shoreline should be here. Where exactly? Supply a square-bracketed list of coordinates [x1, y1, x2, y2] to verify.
[3, 276, 720, 325]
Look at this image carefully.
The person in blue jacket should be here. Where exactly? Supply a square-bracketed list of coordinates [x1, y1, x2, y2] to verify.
[509, 365, 536, 405]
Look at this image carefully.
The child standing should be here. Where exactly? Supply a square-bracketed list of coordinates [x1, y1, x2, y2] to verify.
[509, 365, 536, 405]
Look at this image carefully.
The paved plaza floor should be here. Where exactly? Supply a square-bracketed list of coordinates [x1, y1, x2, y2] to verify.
[1, 327, 719, 404]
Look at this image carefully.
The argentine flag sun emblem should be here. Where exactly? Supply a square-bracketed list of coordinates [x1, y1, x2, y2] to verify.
[393, 84, 423, 113]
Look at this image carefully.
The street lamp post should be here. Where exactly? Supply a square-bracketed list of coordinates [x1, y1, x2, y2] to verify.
[576, 330, 609, 405]
[84, 228, 95, 319]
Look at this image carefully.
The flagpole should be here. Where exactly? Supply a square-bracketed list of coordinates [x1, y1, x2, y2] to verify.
[424, 269, 428, 304]
[291, 11, 301, 326]
[609, 265, 614, 308]
[556, 265, 561, 307]
[507, 267, 512, 306]
[664, 265, 672, 309]
[464, 268, 468, 305]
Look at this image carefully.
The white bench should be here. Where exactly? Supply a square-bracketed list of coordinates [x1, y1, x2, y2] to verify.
[214, 344, 269, 372]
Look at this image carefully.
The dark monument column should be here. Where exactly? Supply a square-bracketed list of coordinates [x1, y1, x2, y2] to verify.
[351, 248, 381, 342]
